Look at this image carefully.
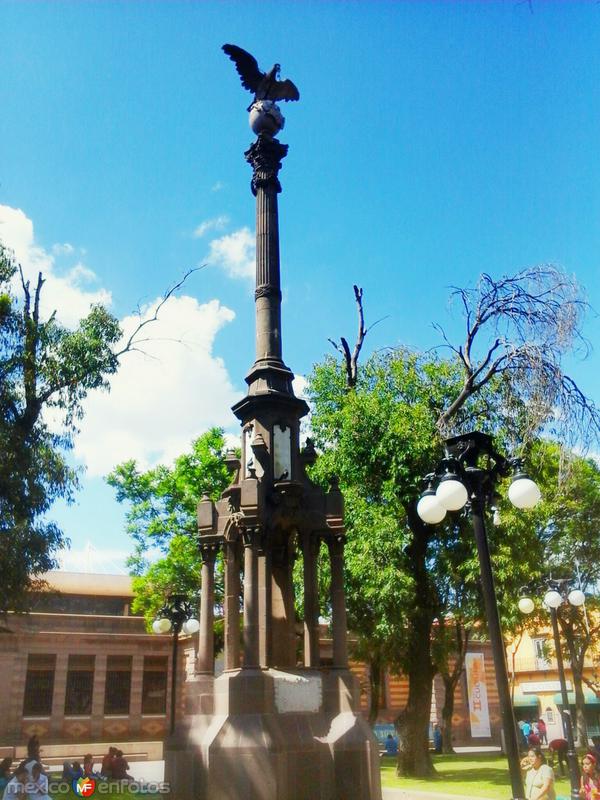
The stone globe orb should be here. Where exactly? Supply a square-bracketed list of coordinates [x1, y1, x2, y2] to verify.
[249, 100, 285, 136]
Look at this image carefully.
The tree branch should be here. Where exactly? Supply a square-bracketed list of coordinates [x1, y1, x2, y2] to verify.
[113, 266, 205, 359]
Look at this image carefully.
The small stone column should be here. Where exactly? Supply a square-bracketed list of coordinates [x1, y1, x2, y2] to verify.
[129, 653, 144, 737]
[50, 652, 69, 737]
[302, 531, 320, 668]
[90, 654, 107, 740]
[224, 539, 241, 671]
[197, 543, 218, 674]
[258, 547, 272, 667]
[328, 535, 348, 668]
[243, 529, 260, 668]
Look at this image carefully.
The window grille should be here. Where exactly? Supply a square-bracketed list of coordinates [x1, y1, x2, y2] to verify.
[142, 656, 168, 714]
[65, 655, 95, 715]
[104, 655, 132, 715]
[23, 654, 56, 716]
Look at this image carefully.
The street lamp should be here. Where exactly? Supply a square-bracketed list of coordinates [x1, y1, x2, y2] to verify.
[152, 593, 200, 734]
[519, 579, 586, 800]
[417, 431, 541, 800]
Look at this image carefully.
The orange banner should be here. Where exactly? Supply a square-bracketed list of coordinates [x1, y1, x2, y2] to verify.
[465, 652, 491, 738]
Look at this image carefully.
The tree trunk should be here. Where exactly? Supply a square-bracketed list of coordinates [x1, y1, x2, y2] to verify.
[368, 654, 384, 726]
[561, 618, 589, 747]
[441, 674, 457, 754]
[396, 508, 437, 777]
[572, 666, 589, 746]
[396, 618, 435, 777]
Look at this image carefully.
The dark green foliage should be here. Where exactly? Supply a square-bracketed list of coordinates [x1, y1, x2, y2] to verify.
[107, 428, 232, 625]
[0, 243, 122, 613]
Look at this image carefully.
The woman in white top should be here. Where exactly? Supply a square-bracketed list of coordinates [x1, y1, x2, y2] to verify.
[524, 747, 556, 800]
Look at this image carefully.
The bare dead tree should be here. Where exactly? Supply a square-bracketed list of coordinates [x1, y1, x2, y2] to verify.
[328, 285, 387, 388]
[434, 266, 600, 448]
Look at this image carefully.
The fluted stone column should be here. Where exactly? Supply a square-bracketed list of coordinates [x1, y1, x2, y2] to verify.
[245, 134, 289, 373]
[302, 531, 320, 668]
[328, 535, 348, 668]
[197, 543, 218, 674]
[243, 529, 260, 668]
[224, 539, 241, 671]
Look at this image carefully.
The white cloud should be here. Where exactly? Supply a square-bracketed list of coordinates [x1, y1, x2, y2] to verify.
[52, 242, 75, 256]
[0, 205, 111, 327]
[211, 181, 225, 192]
[207, 226, 255, 280]
[193, 215, 229, 238]
[74, 293, 240, 477]
[1, 203, 242, 479]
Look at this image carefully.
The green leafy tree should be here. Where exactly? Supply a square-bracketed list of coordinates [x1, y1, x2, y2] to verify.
[0, 243, 121, 612]
[0, 240, 198, 614]
[309, 267, 599, 776]
[107, 428, 231, 626]
[530, 444, 600, 746]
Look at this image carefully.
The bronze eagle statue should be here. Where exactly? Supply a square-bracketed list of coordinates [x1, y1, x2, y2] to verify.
[222, 44, 300, 110]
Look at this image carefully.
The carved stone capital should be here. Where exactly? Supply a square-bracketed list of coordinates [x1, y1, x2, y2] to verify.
[245, 134, 288, 196]
[241, 526, 261, 548]
[199, 541, 220, 564]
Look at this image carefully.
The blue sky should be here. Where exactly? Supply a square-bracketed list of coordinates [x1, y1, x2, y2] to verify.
[2, 1, 600, 572]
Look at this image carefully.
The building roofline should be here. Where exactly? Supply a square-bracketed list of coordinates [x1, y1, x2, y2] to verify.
[40, 571, 133, 597]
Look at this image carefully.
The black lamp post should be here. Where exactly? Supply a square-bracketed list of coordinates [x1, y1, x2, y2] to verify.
[417, 431, 541, 800]
[519, 579, 586, 800]
[152, 593, 200, 735]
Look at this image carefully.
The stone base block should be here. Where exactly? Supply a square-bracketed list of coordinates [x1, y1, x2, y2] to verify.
[165, 669, 381, 800]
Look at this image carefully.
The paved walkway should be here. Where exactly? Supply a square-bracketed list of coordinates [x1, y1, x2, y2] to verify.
[127, 760, 497, 799]
[383, 789, 490, 800]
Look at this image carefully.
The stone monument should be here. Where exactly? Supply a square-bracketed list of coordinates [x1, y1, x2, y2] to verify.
[164, 45, 382, 800]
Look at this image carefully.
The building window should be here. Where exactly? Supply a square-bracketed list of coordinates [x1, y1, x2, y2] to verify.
[65, 655, 95, 716]
[104, 656, 132, 715]
[142, 656, 168, 714]
[23, 654, 56, 717]
[533, 638, 551, 670]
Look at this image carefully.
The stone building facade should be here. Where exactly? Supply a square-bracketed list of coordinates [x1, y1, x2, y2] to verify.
[348, 642, 502, 748]
[0, 572, 181, 750]
[0, 571, 506, 752]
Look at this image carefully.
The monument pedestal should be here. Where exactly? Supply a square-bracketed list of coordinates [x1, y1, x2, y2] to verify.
[165, 668, 381, 800]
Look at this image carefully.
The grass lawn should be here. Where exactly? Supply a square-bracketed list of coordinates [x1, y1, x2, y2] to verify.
[380, 753, 572, 799]
[46, 775, 163, 800]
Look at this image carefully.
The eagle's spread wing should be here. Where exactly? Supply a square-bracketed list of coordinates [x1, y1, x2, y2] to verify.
[222, 44, 263, 93]
[271, 78, 300, 103]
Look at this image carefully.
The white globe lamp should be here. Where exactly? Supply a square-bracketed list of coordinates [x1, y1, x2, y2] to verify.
[436, 475, 469, 511]
[508, 475, 541, 509]
[568, 589, 586, 607]
[543, 590, 563, 610]
[182, 618, 200, 635]
[417, 489, 447, 525]
[518, 596, 535, 615]
[157, 617, 173, 633]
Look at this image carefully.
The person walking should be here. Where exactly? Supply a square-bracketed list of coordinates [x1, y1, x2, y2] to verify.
[538, 718, 548, 745]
